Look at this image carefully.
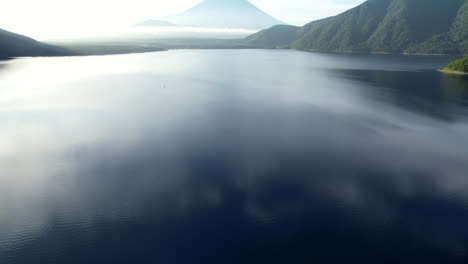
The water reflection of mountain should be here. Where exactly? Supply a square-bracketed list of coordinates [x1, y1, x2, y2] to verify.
[331, 69, 468, 120]
[0, 60, 12, 75]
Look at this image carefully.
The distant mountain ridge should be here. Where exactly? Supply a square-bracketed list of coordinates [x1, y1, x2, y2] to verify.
[245, 25, 301, 48]
[135, 20, 178, 27]
[246, 18, 332, 48]
[246, 0, 468, 54]
[164, 0, 285, 29]
[0, 28, 72, 58]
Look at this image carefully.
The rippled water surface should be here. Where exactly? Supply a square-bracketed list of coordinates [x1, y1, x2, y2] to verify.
[0, 50, 468, 263]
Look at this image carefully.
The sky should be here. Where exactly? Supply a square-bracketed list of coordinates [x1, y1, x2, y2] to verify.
[1, 0, 365, 40]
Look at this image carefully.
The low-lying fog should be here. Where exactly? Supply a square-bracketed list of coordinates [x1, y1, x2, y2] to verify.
[38, 26, 257, 43]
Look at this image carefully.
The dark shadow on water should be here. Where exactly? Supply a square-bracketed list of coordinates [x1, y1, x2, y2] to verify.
[330, 69, 468, 120]
[442, 72, 468, 91]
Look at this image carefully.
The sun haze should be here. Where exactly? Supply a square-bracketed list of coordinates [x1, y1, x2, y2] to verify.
[0, 0, 365, 39]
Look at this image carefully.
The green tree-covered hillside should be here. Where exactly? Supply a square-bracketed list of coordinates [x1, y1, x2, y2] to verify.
[246, 0, 468, 54]
[445, 57, 468, 72]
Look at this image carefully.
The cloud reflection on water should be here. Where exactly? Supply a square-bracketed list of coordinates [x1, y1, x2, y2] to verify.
[0, 50, 467, 262]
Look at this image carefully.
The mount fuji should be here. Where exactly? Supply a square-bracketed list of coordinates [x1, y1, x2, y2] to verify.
[145, 0, 286, 30]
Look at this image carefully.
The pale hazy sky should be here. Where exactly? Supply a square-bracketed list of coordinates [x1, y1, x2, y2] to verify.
[1, 0, 365, 39]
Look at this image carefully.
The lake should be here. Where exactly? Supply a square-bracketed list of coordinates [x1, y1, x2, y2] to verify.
[0, 50, 467, 263]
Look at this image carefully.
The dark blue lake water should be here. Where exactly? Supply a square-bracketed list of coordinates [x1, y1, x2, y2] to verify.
[0, 50, 467, 263]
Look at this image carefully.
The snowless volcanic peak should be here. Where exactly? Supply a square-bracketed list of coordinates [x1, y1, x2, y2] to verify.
[165, 0, 286, 30]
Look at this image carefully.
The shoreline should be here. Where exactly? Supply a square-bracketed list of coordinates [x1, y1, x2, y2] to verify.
[437, 69, 468, 75]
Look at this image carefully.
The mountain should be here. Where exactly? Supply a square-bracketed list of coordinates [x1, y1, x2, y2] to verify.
[245, 17, 332, 48]
[165, 0, 286, 30]
[245, 25, 300, 48]
[135, 20, 178, 27]
[246, 0, 468, 54]
[0, 28, 72, 58]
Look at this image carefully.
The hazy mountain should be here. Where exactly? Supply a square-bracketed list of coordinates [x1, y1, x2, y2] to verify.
[245, 25, 300, 48]
[246, 0, 468, 54]
[165, 0, 285, 30]
[245, 17, 332, 48]
[135, 20, 178, 27]
[0, 28, 72, 58]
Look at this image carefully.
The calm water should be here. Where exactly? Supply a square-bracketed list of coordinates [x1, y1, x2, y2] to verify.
[0, 50, 468, 263]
